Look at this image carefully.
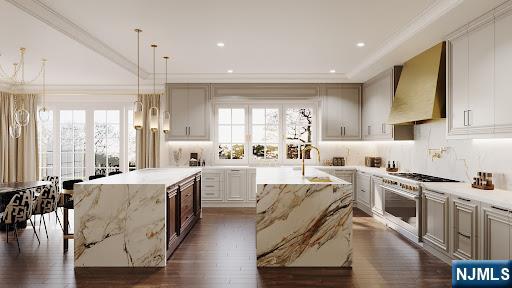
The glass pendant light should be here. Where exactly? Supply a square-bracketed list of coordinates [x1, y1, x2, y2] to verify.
[149, 44, 159, 133]
[14, 108, 30, 126]
[38, 59, 50, 122]
[133, 29, 143, 130]
[162, 56, 170, 134]
[9, 123, 22, 139]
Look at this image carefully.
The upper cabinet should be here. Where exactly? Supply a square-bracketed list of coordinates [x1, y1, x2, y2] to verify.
[362, 67, 413, 141]
[166, 84, 211, 141]
[321, 84, 361, 140]
[447, 3, 512, 138]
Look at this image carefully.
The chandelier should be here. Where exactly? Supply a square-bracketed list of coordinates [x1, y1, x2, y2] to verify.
[0, 47, 47, 138]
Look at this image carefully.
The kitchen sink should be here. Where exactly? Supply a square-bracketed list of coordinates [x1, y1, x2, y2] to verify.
[305, 176, 332, 183]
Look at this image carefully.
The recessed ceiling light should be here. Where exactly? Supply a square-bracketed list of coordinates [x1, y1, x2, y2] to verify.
[357, 42, 365, 47]
[329, 69, 336, 73]
[217, 42, 225, 47]
[227, 69, 234, 73]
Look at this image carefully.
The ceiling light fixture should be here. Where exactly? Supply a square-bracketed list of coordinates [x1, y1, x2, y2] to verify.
[162, 56, 171, 134]
[217, 42, 225, 47]
[149, 44, 159, 133]
[329, 69, 336, 73]
[227, 69, 233, 73]
[133, 28, 144, 130]
[38, 59, 50, 122]
[357, 42, 366, 47]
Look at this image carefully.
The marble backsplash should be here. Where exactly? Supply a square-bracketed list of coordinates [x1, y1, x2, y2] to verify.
[162, 119, 512, 190]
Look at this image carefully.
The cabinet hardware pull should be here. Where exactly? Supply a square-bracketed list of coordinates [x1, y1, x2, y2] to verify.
[231, 170, 240, 172]
[341, 126, 343, 136]
[205, 185, 215, 188]
[368, 125, 371, 135]
[467, 110, 471, 126]
[491, 205, 509, 213]
[463, 110, 467, 126]
[457, 197, 471, 202]
[427, 190, 445, 196]
[458, 232, 471, 239]
[343, 126, 346, 136]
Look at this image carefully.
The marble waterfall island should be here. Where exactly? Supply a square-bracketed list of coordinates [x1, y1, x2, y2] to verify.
[256, 167, 353, 267]
[74, 168, 201, 267]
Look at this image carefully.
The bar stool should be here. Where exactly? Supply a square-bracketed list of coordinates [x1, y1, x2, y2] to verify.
[108, 171, 123, 176]
[61, 179, 83, 252]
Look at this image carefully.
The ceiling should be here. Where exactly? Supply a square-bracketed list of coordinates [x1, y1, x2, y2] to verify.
[0, 0, 507, 88]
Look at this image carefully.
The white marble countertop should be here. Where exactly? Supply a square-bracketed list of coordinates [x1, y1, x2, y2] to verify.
[423, 182, 512, 210]
[256, 167, 350, 185]
[78, 168, 202, 187]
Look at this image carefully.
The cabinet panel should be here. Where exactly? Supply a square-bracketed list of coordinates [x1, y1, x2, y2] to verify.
[226, 169, 247, 201]
[187, 86, 210, 139]
[452, 198, 478, 260]
[356, 172, 371, 208]
[322, 85, 361, 140]
[371, 177, 384, 215]
[449, 32, 469, 133]
[247, 170, 257, 201]
[169, 87, 189, 138]
[467, 22, 494, 131]
[494, 11, 512, 132]
[340, 87, 361, 139]
[481, 205, 511, 260]
[323, 87, 343, 139]
[423, 190, 450, 253]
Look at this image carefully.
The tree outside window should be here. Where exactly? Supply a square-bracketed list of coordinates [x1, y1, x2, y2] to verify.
[285, 108, 314, 160]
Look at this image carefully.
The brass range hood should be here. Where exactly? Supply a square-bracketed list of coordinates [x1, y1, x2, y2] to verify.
[387, 42, 446, 125]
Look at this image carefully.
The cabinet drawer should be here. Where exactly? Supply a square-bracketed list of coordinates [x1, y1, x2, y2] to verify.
[202, 189, 222, 200]
[203, 181, 221, 191]
[203, 175, 221, 182]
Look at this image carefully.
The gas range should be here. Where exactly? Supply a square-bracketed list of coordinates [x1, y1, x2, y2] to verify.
[389, 173, 459, 183]
[382, 173, 458, 194]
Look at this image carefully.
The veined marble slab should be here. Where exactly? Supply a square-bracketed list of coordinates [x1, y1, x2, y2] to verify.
[256, 167, 353, 267]
[74, 168, 200, 267]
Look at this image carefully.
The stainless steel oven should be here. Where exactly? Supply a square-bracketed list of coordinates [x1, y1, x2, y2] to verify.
[381, 183, 422, 243]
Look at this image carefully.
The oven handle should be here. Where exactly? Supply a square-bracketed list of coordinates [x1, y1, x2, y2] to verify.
[381, 185, 420, 200]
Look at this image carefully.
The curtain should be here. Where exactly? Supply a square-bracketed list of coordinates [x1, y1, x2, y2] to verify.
[0, 92, 39, 183]
[136, 94, 160, 169]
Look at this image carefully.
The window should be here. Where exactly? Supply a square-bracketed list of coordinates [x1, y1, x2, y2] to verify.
[285, 107, 314, 160]
[94, 110, 120, 175]
[251, 108, 279, 160]
[215, 104, 316, 164]
[217, 107, 246, 161]
[127, 110, 137, 171]
[60, 110, 86, 181]
[37, 111, 54, 178]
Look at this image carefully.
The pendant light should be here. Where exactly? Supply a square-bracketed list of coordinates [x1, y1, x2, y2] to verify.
[9, 95, 22, 139]
[38, 59, 50, 122]
[162, 56, 171, 134]
[133, 29, 144, 130]
[149, 44, 159, 133]
[14, 49, 30, 127]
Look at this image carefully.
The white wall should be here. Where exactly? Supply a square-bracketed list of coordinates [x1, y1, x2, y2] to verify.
[161, 119, 512, 190]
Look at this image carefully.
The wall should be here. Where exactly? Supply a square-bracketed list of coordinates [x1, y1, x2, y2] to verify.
[161, 119, 512, 190]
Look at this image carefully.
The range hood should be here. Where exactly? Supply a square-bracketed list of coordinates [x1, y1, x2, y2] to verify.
[387, 42, 446, 125]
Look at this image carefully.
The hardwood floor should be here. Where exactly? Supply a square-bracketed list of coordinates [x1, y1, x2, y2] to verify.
[0, 208, 451, 287]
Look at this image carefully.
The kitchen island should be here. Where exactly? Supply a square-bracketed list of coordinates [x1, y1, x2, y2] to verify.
[74, 168, 202, 267]
[256, 167, 353, 267]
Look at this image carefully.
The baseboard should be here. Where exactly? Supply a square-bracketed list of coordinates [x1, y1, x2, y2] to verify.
[423, 243, 453, 265]
[202, 201, 256, 208]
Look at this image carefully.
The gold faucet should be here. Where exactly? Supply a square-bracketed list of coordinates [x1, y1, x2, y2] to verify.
[301, 145, 321, 176]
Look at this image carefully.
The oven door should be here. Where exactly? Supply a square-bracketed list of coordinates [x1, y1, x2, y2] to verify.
[382, 185, 421, 239]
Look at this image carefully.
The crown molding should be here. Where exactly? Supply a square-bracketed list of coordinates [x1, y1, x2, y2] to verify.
[348, 0, 463, 79]
[5, 0, 150, 79]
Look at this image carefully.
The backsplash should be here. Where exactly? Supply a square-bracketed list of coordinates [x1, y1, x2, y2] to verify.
[161, 119, 512, 190]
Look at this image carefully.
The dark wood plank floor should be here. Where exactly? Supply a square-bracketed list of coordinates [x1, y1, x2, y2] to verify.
[0, 208, 451, 287]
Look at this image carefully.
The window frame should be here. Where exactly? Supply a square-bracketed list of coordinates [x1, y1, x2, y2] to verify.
[213, 102, 318, 166]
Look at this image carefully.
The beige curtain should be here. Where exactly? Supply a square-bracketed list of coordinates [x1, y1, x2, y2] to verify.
[136, 94, 160, 169]
[0, 92, 39, 183]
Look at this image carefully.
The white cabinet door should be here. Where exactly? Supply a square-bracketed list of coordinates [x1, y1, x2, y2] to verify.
[494, 11, 512, 133]
[467, 21, 494, 132]
[423, 190, 450, 253]
[226, 169, 247, 201]
[339, 87, 361, 139]
[449, 31, 469, 135]
[356, 172, 371, 209]
[187, 85, 210, 139]
[169, 87, 189, 138]
[371, 177, 384, 216]
[323, 87, 343, 139]
[247, 169, 257, 201]
[481, 205, 511, 260]
[452, 197, 478, 260]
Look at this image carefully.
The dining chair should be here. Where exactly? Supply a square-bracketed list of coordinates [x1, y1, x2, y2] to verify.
[32, 184, 61, 238]
[42, 176, 62, 228]
[0, 188, 40, 253]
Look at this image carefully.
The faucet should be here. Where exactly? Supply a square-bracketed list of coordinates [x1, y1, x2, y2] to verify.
[301, 145, 321, 176]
